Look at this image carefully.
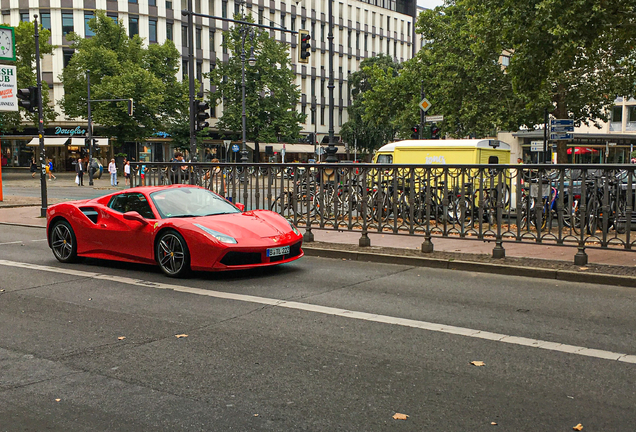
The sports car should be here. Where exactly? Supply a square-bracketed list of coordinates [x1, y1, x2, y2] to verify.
[46, 185, 304, 277]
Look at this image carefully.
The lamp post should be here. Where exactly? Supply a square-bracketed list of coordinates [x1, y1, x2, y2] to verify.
[311, 96, 317, 161]
[240, 26, 256, 163]
[324, 0, 337, 163]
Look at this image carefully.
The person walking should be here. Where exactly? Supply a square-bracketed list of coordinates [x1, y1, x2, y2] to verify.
[47, 158, 56, 181]
[124, 159, 130, 186]
[108, 158, 118, 186]
[30, 157, 37, 178]
[75, 157, 84, 186]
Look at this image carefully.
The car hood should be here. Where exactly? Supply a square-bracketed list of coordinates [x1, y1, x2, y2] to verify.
[186, 210, 293, 239]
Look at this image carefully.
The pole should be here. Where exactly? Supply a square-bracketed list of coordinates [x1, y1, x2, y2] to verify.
[325, 0, 337, 162]
[87, 70, 94, 186]
[313, 97, 317, 161]
[34, 15, 47, 217]
[420, 84, 425, 139]
[543, 108, 548, 164]
[240, 27, 248, 163]
[187, 0, 196, 161]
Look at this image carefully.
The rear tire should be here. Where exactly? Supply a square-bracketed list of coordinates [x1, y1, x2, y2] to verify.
[156, 230, 191, 278]
[50, 220, 80, 263]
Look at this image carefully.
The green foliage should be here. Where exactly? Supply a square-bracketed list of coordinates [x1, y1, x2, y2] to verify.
[340, 55, 402, 153]
[59, 11, 188, 144]
[0, 21, 55, 133]
[207, 15, 305, 144]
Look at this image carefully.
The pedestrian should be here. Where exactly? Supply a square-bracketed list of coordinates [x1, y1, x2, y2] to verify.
[140, 164, 146, 186]
[108, 158, 118, 186]
[75, 156, 84, 186]
[517, 157, 523, 164]
[124, 159, 131, 186]
[30, 157, 37, 178]
[204, 158, 227, 196]
[47, 158, 56, 181]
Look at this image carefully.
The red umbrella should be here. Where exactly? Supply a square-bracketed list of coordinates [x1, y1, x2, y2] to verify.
[567, 147, 599, 154]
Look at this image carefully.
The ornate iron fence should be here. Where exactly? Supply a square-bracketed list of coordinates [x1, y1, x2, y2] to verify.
[130, 162, 636, 265]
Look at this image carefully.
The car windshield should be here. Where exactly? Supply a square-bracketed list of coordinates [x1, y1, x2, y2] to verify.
[150, 188, 240, 219]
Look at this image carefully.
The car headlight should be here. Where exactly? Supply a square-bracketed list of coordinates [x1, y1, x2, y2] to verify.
[194, 224, 237, 244]
[287, 220, 300, 235]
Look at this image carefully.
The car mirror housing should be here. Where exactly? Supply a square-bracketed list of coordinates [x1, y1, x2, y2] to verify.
[123, 211, 148, 224]
[235, 203, 245, 212]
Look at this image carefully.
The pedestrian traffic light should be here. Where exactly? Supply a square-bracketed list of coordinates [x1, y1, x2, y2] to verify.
[84, 138, 91, 149]
[411, 124, 420, 140]
[298, 30, 311, 64]
[17, 86, 38, 113]
[431, 123, 441, 139]
[195, 100, 210, 131]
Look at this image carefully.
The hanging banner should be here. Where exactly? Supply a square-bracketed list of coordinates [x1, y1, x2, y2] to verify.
[0, 65, 18, 112]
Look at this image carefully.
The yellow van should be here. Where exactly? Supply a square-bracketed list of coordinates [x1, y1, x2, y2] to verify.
[372, 139, 511, 165]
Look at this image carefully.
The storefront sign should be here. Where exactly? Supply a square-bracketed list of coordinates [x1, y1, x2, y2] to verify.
[0, 65, 17, 112]
[153, 131, 171, 138]
[55, 126, 86, 136]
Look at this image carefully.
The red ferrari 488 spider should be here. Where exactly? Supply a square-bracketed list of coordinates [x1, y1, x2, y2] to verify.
[46, 185, 304, 277]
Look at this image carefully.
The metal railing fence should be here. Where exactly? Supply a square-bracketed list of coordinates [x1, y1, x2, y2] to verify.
[130, 162, 636, 265]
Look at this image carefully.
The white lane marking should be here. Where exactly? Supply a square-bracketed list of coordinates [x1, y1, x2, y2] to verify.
[0, 258, 634, 365]
[0, 241, 24, 246]
[31, 239, 48, 242]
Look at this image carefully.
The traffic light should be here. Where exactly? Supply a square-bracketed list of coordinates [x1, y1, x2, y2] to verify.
[411, 124, 420, 140]
[84, 138, 91, 149]
[431, 123, 441, 139]
[195, 100, 210, 131]
[17, 86, 38, 113]
[298, 30, 311, 64]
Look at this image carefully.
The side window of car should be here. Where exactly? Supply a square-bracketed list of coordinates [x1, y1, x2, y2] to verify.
[109, 194, 128, 213]
[128, 193, 156, 219]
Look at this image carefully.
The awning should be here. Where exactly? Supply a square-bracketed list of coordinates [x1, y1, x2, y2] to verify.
[26, 137, 69, 147]
[69, 137, 109, 147]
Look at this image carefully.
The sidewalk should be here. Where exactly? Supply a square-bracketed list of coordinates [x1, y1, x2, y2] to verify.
[2, 173, 636, 287]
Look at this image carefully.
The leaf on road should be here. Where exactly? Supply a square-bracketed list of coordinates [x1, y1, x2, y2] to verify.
[491, 421, 497, 425]
[573, 424, 583, 431]
[392, 413, 409, 420]
[55, 398, 61, 402]
[117, 336, 126, 340]
[579, 267, 588, 271]
[0, 289, 5, 292]
[470, 361, 485, 366]
[175, 334, 188, 338]
[253, 414, 259, 417]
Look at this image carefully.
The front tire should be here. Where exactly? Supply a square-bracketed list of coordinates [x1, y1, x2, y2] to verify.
[156, 230, 191, 278]
[50, 220, 80, 263]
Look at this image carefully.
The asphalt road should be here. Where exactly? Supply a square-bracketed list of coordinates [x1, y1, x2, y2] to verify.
[0, 225, 635, 431]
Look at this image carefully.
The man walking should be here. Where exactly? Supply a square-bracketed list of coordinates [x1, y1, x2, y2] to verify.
[108, 158, 118, 186]
[75, 157, 84, 186]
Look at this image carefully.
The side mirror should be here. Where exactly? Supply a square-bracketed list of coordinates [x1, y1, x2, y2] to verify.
[123, 211, 148, 224]
[235, 203, 245, 212]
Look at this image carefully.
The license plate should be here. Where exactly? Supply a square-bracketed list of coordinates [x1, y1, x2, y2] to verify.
[267, 245, 290, 257]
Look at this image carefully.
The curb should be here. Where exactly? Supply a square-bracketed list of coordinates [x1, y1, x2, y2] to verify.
[302, 246, 636, 289]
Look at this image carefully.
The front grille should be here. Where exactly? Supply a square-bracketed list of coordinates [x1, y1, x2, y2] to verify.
[220, 251, 262, 266]
[269, 241, 302, 263]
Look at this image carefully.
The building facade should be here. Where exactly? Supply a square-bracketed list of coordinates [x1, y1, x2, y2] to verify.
[0, 0, 417, 169]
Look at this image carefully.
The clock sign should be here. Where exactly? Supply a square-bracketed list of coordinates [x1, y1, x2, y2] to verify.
[0, 25, 15, 62]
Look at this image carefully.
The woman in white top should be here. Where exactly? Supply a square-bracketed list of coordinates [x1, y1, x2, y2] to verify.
[108, 158, 118, 186]
[124, 159, 131, 186]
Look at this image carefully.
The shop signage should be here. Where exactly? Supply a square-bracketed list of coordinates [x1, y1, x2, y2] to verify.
[55, 126, 86, 136]
[0, 65, 17, 112]
[153, 131, 171, 138]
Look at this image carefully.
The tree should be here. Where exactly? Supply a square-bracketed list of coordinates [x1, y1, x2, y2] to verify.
[0, 21, 55, 134]
[459, 0, 636, 162]
[207, 15, 305, 153]
[340, 55, 402, 154]
[60, 11, 188, 145]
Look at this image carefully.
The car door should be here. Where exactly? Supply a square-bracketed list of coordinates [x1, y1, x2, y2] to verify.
[98, 192, 157, 262]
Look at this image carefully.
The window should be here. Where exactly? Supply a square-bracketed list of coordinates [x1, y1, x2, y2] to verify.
[149, 0, 156, 5]
[610, 106, 623, 132]
[63, 48, 74, 68]
[222, 0, 227, 18]
[182, 25, 188, 46]
[108, 13, 118, 23]
[129, 0, 138, 3]
[109, 193, 155, 219]
[364, 34, 367, 51]
[182, 60, 188, 79]
[627, 106, 636, 131]
[356, 32, 359, 50]
[291, 16, 295, 31]
[501, 55, 510, 67]
[301, 18, 306, 29]
[281, 13, 285, 28]
[196, 62, 202, 81]
[20, 12, 29, 22]
[62, 12, 74, 36]
[196, 27, 202, 49]
[166, 22, 173, 41]
[85, 12, 95, 37]
[149, 19, 157, 43]
[166, 1, 173, 9]
[40, 12, 51, 30]
[210, 30, 215, 52]
[129, 16, 139, 37]
[321, 23, 325, 42]
[320, 107, 325, 125]
[258, 8, 263, 25]
[234, 0, 240, 16]
[348, 30, 351, 48]
[311, 78, 315, 98]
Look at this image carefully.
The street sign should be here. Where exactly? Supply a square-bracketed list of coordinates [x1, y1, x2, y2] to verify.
[0, 65, 18, 112]
[419, 98, 432, 112]
[530, 141, 543, 152]
[550, 133, 572, 140]
[551, 125, 574, 132]
[425, 114, 444, 122]
[551, 119, 574, 127]
[223, 139, 232, 147]
[231, 144, 240, 152]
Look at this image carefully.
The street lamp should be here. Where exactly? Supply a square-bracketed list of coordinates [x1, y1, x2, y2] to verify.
[324, 0, 337, 162]
[240, 26, 256, 163]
